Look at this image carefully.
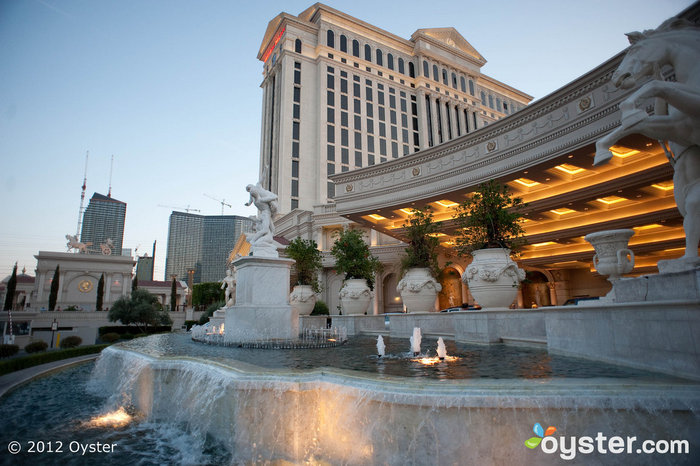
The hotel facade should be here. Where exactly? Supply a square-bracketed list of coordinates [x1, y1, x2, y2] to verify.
[259, 3, 696, 314]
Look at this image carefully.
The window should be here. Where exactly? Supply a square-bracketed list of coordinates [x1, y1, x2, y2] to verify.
[496, 98, 502, 112]
[327, 163, 335, 175]
[469, 79, 475, 96]
[387, 53, 394, 70]
[327, 182, 334, 199]
[480, 91, 486, 105]
[364, 44, 371, 61]
[423, 61, 429, 77]
[294, 69, 301, 85]
[327, 90, 334, 106]
[341, 148, 349, 164]
[327, 74, 334, 89]
[354, 115, 361, 129]
[409, 62, 415, 78]
[366, 87, 373, 102]
[327, 145, 335, 161]
[354, 99, 360, 114]
[341, 128, 348, 146]
[354, 150, 362, 166]
[354, 132, 362, 150]
[291, 180, 298, 196]
[295, 39, 302, 53]
[327, 30, 335, 48]
[353, 82, 360, 96]
[376, 49, 383, 66]
[341, 95, 348, 110]
[341, 111, 348, 127]
[432, 64, 438, 81]
[398, 58, 404, 75]
[352, 39, 359, 57]
[292, 141, 299, 157]
[367, 135, 375, 153]
[488, 94, 494, 109]
[340, 35, 347, 52]
[292, 160, 299, 178]
[327, 124, 335, 143]
[293, 104, 300, 119]
[451, 72, 457, 89]
[293, 87, 300, 102]
[340, 78, 348, 94]
[327, 107, 334, 123]
[367, 117, 374, 132]
[460, 76, 466, 93]
[442, 69, 448, 85]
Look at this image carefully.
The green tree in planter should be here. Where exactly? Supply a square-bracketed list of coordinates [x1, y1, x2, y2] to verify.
[286, 237, 323, 293]
[400, 206, 442, 277]
[454, 180, 527, 256]
[48, 265, 60, 311]
[96, 274, 105, 311]
[170, 278, 177, 313]
[330, 228, 381, 290]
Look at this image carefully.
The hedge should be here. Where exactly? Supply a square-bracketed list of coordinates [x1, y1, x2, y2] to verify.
[98, 325, 171, 336]
[0, 344, 110, 376]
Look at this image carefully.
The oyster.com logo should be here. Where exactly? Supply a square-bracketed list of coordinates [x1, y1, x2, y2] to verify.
[525, 422, 557, 449]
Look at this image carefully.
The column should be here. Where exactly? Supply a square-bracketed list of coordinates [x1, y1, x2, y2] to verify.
[472, 109, 482, 130]
[448, 102, 458, 140]
[429, 95, 440, 146]
[373, 271, 382, 315]
[438, 98, 449, 143]
[458, 105, 468, 134]
[104, 273, 111, 304]
[37, 271, 46, 305]
[56, 270, 64, 305]
[416, 89, 429, 150]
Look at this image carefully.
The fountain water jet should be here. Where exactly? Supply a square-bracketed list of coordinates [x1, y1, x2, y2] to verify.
[409, 327, 421, 356]
[376, 335, 386, 358]
[436, 337, 447, 360]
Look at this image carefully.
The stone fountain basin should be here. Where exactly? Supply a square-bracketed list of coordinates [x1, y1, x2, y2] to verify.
[96, 343, 700, 465]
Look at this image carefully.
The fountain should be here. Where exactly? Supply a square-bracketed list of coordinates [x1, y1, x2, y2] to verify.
[436, 337, 447, 360]
[409, 327, 421, 356]
[376, 335, 385, 358]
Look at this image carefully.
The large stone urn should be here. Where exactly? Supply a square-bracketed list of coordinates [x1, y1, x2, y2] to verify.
[397, 268, 442, 313]
[289, 285, 316, 316]
[339, 279, 373, 315]
[584, 229, 635, 301]
[461, 248, 525, 309]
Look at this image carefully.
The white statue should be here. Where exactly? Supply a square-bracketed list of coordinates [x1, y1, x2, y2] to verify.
[65, 234, 91, 254]
[220, 268, 236, 307]
[245, 182, 280, 257]
[100, 238, 114, 255]
[594, 17, 700, 272]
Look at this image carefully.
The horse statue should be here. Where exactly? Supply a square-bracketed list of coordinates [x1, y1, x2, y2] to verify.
[594, 17, 700, 272]
[65, 234, 92, 254]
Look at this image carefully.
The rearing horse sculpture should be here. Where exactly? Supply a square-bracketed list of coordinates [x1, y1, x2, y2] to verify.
[594, 17, 700, 271]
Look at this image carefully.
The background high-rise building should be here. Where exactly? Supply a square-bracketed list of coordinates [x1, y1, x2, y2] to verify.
[136, 255, 154, 281]
[80, 192, 126, 255]
[257, 3, 532, 215]
[164, 212, 254, 283]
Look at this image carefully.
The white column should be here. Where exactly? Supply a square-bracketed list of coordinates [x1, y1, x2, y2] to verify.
[105, 273, 112, 303]
[438, 99, 449, 143]
[373, 271, 382, 315]
[37, 271, 46, 304]
[458, 105, 468, 135]
[429, 95, 440, 146]
[448, 102, 458, 140]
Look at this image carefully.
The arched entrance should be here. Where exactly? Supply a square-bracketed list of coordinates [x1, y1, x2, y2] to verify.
[383, 273, 402, 313]
[521, 271, 551, 308]
[438, 267, 462, 310]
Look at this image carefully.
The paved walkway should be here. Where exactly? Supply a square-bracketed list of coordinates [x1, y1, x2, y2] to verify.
[0, 354, 100, 398]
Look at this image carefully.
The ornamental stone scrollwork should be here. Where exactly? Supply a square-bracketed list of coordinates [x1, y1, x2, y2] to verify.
[465, 262, 526, 283]
[339, 286, 373, 300]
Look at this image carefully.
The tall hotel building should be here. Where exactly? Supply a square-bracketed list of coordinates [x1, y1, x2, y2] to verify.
[164, 212, 254, 284]
[258, 3, 532, 215]
[80, 192, 127, 256]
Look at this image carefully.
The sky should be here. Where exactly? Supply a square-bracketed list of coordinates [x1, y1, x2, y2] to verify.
[0, 0, 694, 281]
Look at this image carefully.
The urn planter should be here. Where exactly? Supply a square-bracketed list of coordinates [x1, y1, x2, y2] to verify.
[339, 279, 373, 315]
[584, 229, 635, 301]
[397, 267, 442, 313]
[289, 285, 316, 316]
[461, 248, 525, 309]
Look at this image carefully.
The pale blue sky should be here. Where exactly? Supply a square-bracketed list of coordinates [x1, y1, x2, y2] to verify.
[0, 0, 693, 280]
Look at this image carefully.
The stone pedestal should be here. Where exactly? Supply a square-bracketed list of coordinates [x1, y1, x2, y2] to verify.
[224, 256, 298, 343]
[612, 266, 700, 302]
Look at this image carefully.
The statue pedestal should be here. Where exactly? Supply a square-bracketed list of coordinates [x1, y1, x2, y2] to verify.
[612, 266, 700, 303]
[224, 256, 298, 343]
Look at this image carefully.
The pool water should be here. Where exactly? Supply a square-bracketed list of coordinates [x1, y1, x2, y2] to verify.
[120, 333, 680, 381]
[0, 362, 231, 466]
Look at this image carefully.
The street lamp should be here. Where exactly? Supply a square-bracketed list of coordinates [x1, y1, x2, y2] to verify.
[50, 319, 58, 348]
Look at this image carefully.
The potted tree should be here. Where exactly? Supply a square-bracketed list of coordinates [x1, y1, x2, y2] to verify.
[330, 228, 381, 315]
[285, 237, 323, 316]
[455, 180, 527, 308]
[397, 206, 443, 313]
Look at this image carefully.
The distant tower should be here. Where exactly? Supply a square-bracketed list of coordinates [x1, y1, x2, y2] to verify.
[76, 151, 89, 237]
[80, 193, 127, 255]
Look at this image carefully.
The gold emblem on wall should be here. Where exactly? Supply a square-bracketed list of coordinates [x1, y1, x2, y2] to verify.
[78, 280, 93, 293]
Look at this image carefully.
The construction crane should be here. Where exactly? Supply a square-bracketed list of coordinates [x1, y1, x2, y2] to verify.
[203, 194, 232, 215]
[158, 204, 201, 213]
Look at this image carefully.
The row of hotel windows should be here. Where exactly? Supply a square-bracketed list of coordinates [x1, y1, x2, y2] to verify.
[290, 61, 301, 210]
[324, 29, 520, 116]
[325, 65, 419, 198]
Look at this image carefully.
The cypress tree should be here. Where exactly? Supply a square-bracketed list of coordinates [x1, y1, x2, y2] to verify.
[3, 263, 17, 311]
[132, 275, 138, 292]
[170, 278, 177, 312]
[96, 273, 105, 311]
[49, 265, 60, 311]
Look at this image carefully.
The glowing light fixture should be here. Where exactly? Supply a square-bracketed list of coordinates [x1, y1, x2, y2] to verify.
[554, 163, 586, 175]
[550, 208, 577, 215]
[368, 214, 386, 221]
[596, 196, 627, 205]
[86, 407, 133, 428]
[652, 181, 674, 191]
[610, 145, 640, 158]
[532, 241, 557, 247]
[634, 224, 663, 231]
[399, 208, 417, 215]
[435, 200, 459, 208]
[428, 232, 447, 237]
[513, 178, 541, 188]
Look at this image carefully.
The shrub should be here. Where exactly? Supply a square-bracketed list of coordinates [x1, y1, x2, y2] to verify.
[121, 333, 134, 340]
[184, 320, 198, 331]
[330, 228, 381, 290]
[24, 341, 48, 353]
[133, 333, 148, 339]
[311, 300, 329, 316]
[0, 345, 109, 376]
[0, 344, 19, 358]
[60, 336, 82, 349]
[198, 300, 224, 325]
[100, 332, 121, 343]
[286, 237, 323, 293]
[400, 206, 442, 277]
